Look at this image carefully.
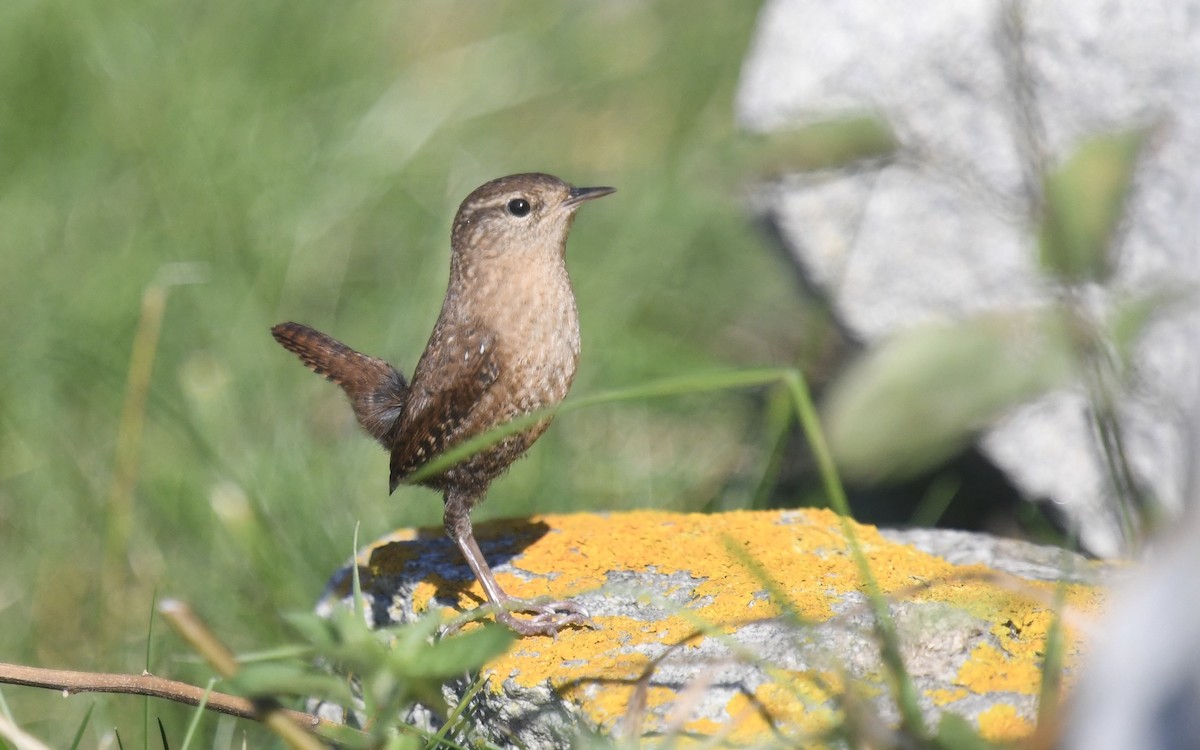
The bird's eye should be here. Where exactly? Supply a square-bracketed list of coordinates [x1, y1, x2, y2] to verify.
[506, 198, 531, 217]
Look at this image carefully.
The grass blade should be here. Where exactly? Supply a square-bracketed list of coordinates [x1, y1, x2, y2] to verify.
[67, 703, 95, 750]
[784, 370, 928, 738]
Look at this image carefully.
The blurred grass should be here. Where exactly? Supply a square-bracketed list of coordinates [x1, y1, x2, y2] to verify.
[0, 0, 833, 743]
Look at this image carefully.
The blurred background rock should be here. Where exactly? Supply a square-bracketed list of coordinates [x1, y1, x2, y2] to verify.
[739, 0, 1200, 558]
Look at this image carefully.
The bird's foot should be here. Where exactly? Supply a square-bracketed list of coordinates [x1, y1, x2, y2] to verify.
[494, 598, 594, 637]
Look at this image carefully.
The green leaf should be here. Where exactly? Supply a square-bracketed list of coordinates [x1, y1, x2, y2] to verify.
[933, 713, 999, 750]
[824, 311, 1075, 481]
[1039, 128, 1147, 282]
[403, 624, 515, 679]
[285, 608, 390, 669]
[736, 114, 898, 176]
[229, 662, 353, 704]
[389, 611, 448, 654]
[1109, 289, 1185, 368]
[382, 736, 422, 750]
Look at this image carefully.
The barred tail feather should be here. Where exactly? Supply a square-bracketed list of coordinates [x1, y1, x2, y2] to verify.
[271, 321, 408, 445]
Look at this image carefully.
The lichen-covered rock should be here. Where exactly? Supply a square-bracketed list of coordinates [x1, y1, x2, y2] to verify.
[317, 510, 1109, 747]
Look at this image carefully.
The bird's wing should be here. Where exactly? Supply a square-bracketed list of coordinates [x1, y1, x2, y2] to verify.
[271, 322, 408, 446]
[389, 323, 499, 491]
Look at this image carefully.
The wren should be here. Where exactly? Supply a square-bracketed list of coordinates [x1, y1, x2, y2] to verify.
[272, 173, 614, 636]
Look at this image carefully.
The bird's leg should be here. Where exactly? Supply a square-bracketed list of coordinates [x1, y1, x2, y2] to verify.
[444, 492, 590, 637]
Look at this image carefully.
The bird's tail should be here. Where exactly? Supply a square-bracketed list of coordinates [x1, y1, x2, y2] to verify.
[271, 322, 408, 446]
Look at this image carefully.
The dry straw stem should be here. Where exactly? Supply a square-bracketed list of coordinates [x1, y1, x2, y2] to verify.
[0, 578, 374, 744]
[0, 660, 322, 729]
[103, 265, 207, 604]
[158, 599, 331, 750]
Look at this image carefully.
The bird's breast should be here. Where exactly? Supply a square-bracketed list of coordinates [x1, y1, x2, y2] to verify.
[470, 259, 580, 411]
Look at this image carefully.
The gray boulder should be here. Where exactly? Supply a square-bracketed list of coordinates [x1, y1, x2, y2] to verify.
[736, 0, 1200, 556]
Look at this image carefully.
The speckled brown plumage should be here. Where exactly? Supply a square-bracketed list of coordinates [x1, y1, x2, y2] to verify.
[272, 173, 614, 636]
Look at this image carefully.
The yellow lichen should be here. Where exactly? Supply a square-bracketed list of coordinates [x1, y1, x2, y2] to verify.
[357, 509, 1107, 742]
[977, 703, 1035, 742]
[927, 687, 969, 706]
[720, 674, 841, 743]
[956, 643, 1043, 696]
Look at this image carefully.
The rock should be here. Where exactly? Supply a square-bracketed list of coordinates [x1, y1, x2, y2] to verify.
[1063, 512, 1200, 750]
[735, 0, 1200, 556]
[879, 527, 1114, 584]
[316, 510, 1109, 747]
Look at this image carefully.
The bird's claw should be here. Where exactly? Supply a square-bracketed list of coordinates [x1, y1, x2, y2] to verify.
[495, 598, 595, 637]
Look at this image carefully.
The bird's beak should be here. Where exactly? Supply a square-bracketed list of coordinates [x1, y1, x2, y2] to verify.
[563, 185, 616, 207]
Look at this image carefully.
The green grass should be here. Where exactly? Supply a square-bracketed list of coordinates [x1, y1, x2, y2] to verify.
[0, 0, 831, 744]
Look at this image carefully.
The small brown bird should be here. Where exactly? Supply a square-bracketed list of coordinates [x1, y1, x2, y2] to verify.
[272, 173, 614, 636]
